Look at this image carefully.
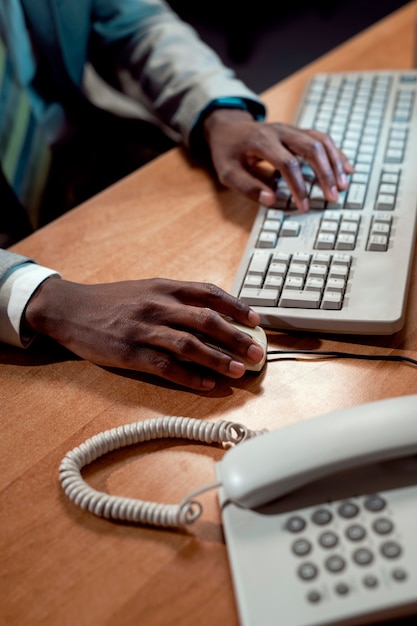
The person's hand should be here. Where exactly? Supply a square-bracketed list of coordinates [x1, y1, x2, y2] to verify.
[203, 109, 354, 212]
[24, 276, 265, 391]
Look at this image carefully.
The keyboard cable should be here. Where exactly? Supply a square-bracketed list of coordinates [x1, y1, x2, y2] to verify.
[266, 349, 417, 367]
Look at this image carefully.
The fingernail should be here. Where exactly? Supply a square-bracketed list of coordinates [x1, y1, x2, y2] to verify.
[329, 186, 338, 201]
[202, 377, 216, 389]
[301, 198, 309, 212]
[259, 190, 275, 206]
[248, 309, 260, 325]
[229, 360, 246, 376]
[247, 343, 264, 362]
[339, 173, 348, 187]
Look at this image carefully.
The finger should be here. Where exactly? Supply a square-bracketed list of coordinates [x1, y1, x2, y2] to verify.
[274, 125, 354, 204]
[305, 129, 354, 190]
[136, 307, 265, 368]
[128, 347, 219, 391]
[129, 341, 252, 390]
[173, 281, 261, 327]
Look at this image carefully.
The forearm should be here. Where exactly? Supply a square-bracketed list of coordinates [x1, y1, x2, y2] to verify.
[91, 0, 264, 143]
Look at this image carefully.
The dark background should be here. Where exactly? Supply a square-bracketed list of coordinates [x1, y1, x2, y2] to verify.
[169, 0, 411, 93]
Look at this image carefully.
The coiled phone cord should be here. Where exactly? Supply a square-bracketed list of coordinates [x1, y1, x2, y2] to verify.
[59, 416, 262, 528]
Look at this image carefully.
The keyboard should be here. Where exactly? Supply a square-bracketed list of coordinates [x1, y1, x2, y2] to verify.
[231, 70, 417, 334]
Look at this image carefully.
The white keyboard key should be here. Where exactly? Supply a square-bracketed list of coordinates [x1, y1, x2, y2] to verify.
[321, 291, 343, 310]
[332, 253, 352, 266]
[279, 290, 321, 308]
[328, 264, 349, 279]
[281, 221, 301, 237]
[305, 277, 325, 292]
[264, 275, 284, 289]
[375, 193, 395, 210]
[326, 277, 346, 293]
[367, 234, 388, 251]
[243, 275, 263, 288]
[248, 252, 271, 276]
[239, 288, 279, 306]
[288, 263, 308, 278]
[257, 231, 277, 248]
[339, 221, 358, 235]
[320, 220, 339, 234]
[284, 276, 304, 290]
[371, 222, 390, 235]
[316, 233, 336, 249]
[345, 183, 367, 209]
[263, 219, 282, 232]
[309, 263, 328, 278]
[268, 262, 288, 277]
[336, 234, 356, 250]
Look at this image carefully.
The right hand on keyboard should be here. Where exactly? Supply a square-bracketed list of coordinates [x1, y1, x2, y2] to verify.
[23, 276, 264, 391]
[203, 109, 353, 212]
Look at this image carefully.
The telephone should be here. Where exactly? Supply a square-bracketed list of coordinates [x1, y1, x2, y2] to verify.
[216, 394, 417, 626]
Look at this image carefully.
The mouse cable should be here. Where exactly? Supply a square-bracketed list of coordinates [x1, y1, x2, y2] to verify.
[266, 349, 417, 367]
[59, 416, 265, 529]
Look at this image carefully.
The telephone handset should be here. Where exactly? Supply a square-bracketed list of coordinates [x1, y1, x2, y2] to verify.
[217, 394, 417, 626]
[218, 394, 417, 509]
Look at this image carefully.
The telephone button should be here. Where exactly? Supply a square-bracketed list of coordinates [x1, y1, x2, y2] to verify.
[319, 531, 338, 549]
[373, 517, 393, 535]
[381, 541, 402, 559]
[325, 555, 346, 573]
[364, 495, 386, 512]
[298, 562, 319, 581]
[392, 568, 407, 582]
[311, 508, 332, 525]
[292, 539, 312, 556]
[335, 582, 350, 596]
[363, 574, 379, 589]
[345, 524, 366, 542]
[353, 548, 374, 566]
[307, 590, 321, 603]
[286, 515, 306, 533]
[338, 501, 359, 518]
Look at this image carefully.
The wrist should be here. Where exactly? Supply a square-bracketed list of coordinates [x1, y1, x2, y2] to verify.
[189, 97, 266, 159]
[203, 108, 254, 143]
[24, 275, 63, 337]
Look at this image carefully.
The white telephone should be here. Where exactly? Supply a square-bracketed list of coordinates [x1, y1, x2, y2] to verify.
[216, 394, 417, 626]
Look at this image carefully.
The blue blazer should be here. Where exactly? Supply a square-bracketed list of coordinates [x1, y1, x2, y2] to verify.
[21, 0, 264, 143]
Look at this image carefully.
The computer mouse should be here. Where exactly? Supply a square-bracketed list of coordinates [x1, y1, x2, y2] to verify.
[220, 321, 268, 373]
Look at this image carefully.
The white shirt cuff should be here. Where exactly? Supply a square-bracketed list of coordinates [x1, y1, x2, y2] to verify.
[0, 263, 60, 347]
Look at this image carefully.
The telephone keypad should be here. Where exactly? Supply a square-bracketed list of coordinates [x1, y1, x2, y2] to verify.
[286, 492, 410, 609]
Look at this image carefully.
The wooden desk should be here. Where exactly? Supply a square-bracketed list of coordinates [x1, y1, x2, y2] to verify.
[2, 3, 417, 625]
